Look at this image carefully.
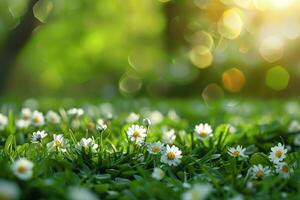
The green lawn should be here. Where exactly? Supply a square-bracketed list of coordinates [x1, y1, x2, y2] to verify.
[0, 99, 300, 199]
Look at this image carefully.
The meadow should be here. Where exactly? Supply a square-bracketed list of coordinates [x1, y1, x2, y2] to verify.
[0, 99, 300, 200]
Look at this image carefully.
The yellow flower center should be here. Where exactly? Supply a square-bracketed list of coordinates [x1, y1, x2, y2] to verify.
[55, 140, 62, 147]
[167, 152, 176, 160]
[275, 150, 282, 158]
[199, 131, 207, 137]
[87, 122, 95, 129]
[51, 116, 56, 122]
[17, 165, 26, 173]
[281, 165, 289, 173]
[151, 146, 160, 153]
[256, 170, 264, 178]
[33, 117, 40, 123]
[232, 150, 240, 157]
[23, 114, 30, 120]
[132, 131, 140, 138]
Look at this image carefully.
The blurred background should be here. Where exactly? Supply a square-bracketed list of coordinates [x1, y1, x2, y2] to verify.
[0, 0, 300, 99]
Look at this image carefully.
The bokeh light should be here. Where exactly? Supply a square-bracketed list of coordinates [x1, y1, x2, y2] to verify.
[259, 36, 283, 63]
[218, 8, 243, 40]
[119, 73, 143, 95]
[265, 66, 290, 91]
[222, 68, 246, 93]
[33, 0, 53, 23]
[189, 45, 213, 69]
[202, 83, 224, 105]
[187, 31, 214, 50]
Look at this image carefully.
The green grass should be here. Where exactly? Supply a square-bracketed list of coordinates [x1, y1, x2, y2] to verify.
[0, 99, 300, 200]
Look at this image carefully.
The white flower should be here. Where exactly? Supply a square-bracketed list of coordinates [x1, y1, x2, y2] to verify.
[147, 141, 165, 155]
[194, 123, 213, 140]
[126, 124, 147, 146]
[269, 143, 287, 164]
[31, 111, 44, 126]
[68, 186, 98, 200]
[0, 114, 8, 131]
[229, 125, 237, 134]
[276, 162, 292, 178]
[16, 119, 30, 129]
[228, 145, 248, 158]
[148, 110, 163, 124]
[71, 119, 81, 129]
[160, 145, 182, 166]
[182, 183, 212, 200]
[46, 111, 61, 124]
[126, 112, 140, 123]
[168, 110, 180, 121]
[12, 158, 34, 180]
[76, 137, 98, 152]
[0, 179, 20, 200]
[152, 168, 165, 180]
[31, 130, 48, 143]
[96, 118, 107, 132]
[67, 108, 84, 118]
[143, 118, 152, 126]
[47, 134, 69, 153]
[294, 134, 300, 146]
[162, 128, 176, 144]
[20, 108, 31, 121]
[288, 120, 300, 133]
[250, 164, 271, 179]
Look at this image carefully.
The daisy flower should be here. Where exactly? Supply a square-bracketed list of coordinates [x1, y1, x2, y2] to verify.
[96, 118, 107, 132]
[0, 179, 20, 200]
[160, 145, 182, 166]
[47, 134, 69, 153]
[182, 183, 212, 200]
[45, 110, 61, 124]
[269, 143, 287, 164]
[288, 120, 300, 133]
[148, 110, 163, 124]
[31, 130, 48, 143]
[228, 145, 248, 158]
[76, 137, 98, 152]
[16, 119, 30, 129]
[250, 164, 271, 179]
[194, 123, 213, 140]
[147, 141, 165, 155]
[126, 124, 147, 146]
[12, 158, 34, 180]
[294, 134, 300, 146]
[20, 108, 31, 121]
[143, 118, 152, 127]
[68, 186, 98, 200]
[152, 168, 165, 180]
[0, 114, 8, 131]
[67, 108, 84, 118]
[126, 112, 140, 123]
[31, 111, 45, 126]
[162, 128, 176, 144]
[276, 162, 292, 178]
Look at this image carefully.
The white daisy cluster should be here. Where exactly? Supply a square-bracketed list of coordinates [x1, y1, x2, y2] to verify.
[268, 143, 292, 178]
[126, 123, 182, 166]
[0, 113, 8, 130]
